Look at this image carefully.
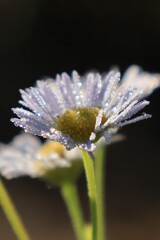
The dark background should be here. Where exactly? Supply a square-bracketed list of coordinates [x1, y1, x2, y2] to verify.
[0, 0, 160, 239]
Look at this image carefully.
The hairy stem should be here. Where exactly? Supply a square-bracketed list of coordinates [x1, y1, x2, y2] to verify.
[81, 150, 98, 240]
[95, 147, 107, 240]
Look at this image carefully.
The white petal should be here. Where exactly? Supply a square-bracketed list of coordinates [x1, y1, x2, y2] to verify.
[78, 141, 96, 152]
[122, 65, 160, 99]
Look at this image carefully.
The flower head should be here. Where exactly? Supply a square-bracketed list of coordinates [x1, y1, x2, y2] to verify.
[11, 66, 160, 152]
[0, 133, 82, 185]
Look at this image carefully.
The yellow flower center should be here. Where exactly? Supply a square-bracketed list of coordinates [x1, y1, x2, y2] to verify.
[55, 107, 107, 143]
[39, 141, 65, 157]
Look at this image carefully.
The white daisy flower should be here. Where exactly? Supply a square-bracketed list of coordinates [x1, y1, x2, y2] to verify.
[11, 66, 160, 152]
[0, 133, 82, 183]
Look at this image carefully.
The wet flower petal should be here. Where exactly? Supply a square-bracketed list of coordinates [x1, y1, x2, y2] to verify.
[11, 66, 160, 152]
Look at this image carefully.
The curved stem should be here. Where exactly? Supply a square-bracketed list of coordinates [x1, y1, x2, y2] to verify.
[85, 223, 92, 240]
[81, 150, 98, 240]
[0, 178, 31, 240]
[61, 181, 85, 240]
[95, 147, 107, 240]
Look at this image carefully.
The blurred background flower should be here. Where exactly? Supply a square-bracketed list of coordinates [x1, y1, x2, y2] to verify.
[0, 133, 82, 185]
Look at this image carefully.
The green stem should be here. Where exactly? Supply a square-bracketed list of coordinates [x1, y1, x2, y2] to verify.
[81, 150, 98, 240]
[95, 147, 106, 240]
[61, 181, 85, 240]
[0, 178, 31, 240]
